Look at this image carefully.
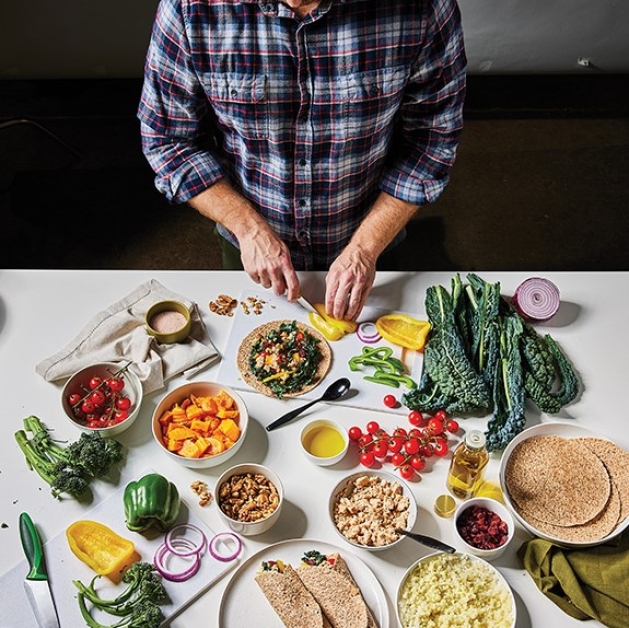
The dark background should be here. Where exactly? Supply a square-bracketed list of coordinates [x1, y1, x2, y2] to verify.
[1, 74, 628, 271]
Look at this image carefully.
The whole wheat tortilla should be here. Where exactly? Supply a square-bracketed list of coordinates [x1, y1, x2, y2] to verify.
[576, 437, 629, 524]
[255, 565, 332, 628]
[504, 434, 611, 526]
[237, 320, 331, 398]
[513, 477, 622, 543]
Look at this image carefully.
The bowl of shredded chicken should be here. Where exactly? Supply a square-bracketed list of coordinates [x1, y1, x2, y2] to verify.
[397, 552, 516, 628]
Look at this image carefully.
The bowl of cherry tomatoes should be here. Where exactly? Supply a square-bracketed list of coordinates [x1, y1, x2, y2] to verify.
[61, 362, 143, 436]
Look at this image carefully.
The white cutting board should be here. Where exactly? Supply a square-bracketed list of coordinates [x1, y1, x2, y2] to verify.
[217, 290, 424, 415]
[28, 470, 240, 627]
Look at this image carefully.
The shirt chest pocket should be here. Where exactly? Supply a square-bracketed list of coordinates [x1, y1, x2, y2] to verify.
[340, 66, 408, 141]
[204, 72, 269, 140]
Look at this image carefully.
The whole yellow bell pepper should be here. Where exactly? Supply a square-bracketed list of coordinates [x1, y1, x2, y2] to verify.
[66, 520, 138, 581]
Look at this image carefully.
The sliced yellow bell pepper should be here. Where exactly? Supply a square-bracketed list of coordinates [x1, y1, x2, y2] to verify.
[308, 312, 345, 341]
[375, 313, 431, 351]
[313, 303, 358, 334]
[66, 520, 138, 582]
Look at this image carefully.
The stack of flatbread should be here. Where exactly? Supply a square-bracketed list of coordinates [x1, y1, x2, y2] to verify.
[504, 434, 629, 543]
[255, 552, 378, 628]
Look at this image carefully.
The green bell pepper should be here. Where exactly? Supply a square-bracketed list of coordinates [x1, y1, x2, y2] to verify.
[123, 472, 180, 533]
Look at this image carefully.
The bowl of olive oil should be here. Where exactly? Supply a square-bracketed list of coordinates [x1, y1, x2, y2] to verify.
[300, 418, 349, 466]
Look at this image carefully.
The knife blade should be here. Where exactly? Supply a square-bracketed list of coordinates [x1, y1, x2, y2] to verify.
[19, 512, 60, 628]
[296, 295, 318, 314]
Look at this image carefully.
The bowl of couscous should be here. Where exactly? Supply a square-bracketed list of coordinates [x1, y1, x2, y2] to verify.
[397, 552, 516, 628]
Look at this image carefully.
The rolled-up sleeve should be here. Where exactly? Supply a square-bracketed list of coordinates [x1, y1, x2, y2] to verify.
[380, 0, 467, 205]
[138, 0, 224, 203]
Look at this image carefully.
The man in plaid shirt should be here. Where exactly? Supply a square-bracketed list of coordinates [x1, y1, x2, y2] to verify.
[139, 0, 466, 320]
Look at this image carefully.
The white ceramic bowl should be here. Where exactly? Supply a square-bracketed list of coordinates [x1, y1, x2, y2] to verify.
[61, 362, 142, 437]
[215, 463, 283, 536]
[300, 418, 349, 466]
[152, 381, 248, 468]
[453, 497, 515, 561]
[499, 422, 629, 548]
[329, 470, 417, 551]
[397, 552, 516, 628]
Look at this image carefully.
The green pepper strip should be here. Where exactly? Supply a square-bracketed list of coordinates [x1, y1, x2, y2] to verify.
[363, 375, 400, 388]
[367, 371, 418, 389]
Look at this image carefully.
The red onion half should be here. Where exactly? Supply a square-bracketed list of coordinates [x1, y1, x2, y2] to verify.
[512, 277, 561, 322]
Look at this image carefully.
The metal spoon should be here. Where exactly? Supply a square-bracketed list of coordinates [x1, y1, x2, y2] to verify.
[266, 378, 351, 431]
[396, 529, 457, 554]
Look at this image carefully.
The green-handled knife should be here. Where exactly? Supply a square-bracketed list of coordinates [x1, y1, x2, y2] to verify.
[19, 512, 61, 628]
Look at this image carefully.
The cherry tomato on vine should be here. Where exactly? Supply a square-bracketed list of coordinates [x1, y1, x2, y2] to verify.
[359, 451, 376, 468]
[433, 440, 449, 457]
[88, 376, 102, 390]
[434, 409, 447, 423]
[445, 419, 460, 434]
[403, 438, 420, 455]
[348, 426, 363, 441]
[383, 394, 397, 408]
[399, 464, 415, 480]
[90, 389, 106, 406]
[114, 409, 129, 423]
[391, 452, 406, 467]
[366, 421, 380, 434]
[358, 434, 373, 450]
[388, 436, 405, 454]
[107, 377, 125, 393]
[81, 399, 95, 414]
[407, 410, 423, 426]
[68, 393, 82, 406]
[409, 455, 426, 471]
[427, 417, 444, 435]
[393, 427, 408, 438]
[116, 396, 132, 411]
[372, 440, 389, 458]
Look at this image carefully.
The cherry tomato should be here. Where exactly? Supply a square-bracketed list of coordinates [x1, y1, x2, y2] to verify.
[393, 427, 408, 438]
[403, 438, 420, 455]
[407, 410, 423, 426]
[358, 434, 374, 450]
[383, 394, 397, 408]
[90, 389, 106, 406]
[68, 393, 82, 406]
[420, 442, 435, 458]
[88, 376, 102, 390]
[433, 440, 449, 457]
[409, 455, 426, 471]
[107, 377, 125, 393]
[434, 409, 447, 423]
[372, 440, 389, 458]
[348, 426, 363, 441]
[359, 451, 376, 468]
[391, 452, 406, 467]
[81, 399, 95, 414]
[366, 421, 380, 434]
[114, 409, 129, 423]
[387, 436, 405, 454]
[399, 464, 415, 480]
[408, 428, 422, 440]
[427, 417, 444, 435]
[116, 396, 132, 411]
[445, 419, 460, 434]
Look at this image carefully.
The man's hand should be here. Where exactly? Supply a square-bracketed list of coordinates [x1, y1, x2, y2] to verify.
[325, 249, 376, 321]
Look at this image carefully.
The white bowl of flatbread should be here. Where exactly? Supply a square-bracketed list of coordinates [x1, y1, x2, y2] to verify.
[499, 422, 629, 547]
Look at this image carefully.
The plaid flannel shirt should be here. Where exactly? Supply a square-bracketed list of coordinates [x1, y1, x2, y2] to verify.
[138, 0, 467, 269]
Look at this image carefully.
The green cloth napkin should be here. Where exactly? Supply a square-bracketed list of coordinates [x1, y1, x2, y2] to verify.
[518, 531, 629, 627]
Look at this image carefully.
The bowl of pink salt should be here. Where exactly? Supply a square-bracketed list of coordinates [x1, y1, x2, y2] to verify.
[145, 300, 192, 343]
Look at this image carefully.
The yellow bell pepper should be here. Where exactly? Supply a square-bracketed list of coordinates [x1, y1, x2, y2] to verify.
[313, 303, 358, 334]
[66, 520, 138, 581]
[308, 312, 345, 341]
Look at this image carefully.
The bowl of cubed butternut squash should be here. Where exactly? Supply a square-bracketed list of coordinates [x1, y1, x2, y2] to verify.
[151, 381, 249, 468]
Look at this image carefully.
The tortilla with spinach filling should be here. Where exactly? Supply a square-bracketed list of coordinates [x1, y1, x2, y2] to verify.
[237, 320, 331, 398]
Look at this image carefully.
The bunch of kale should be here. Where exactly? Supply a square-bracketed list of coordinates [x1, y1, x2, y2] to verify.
[403, 274, 579, 451]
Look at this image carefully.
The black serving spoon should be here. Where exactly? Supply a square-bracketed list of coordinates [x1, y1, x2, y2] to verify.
[396, 529, 457, 554]
[266, 378, 351, 432]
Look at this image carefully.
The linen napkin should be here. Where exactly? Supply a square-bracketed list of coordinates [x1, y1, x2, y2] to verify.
[36, 279, 219, 394]
[518, 531, 629, 628]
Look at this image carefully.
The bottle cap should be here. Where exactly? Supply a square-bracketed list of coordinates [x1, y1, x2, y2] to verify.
[465, 430, 486, 450]
[434, 494, 456, 518]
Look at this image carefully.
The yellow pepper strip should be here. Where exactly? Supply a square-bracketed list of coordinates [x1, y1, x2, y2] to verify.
[308, 312, 345, 341]
[66, 520, 138, 582]
[313, 303, 358, 334]
[375, 313, 431, 351]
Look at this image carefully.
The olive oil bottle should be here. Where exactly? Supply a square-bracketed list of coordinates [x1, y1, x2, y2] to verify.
[446, 430, 489, 499]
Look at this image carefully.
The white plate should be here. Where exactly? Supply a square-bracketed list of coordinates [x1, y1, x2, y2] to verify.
[218, 538, 390, 627]
[499, 421, 629, 547]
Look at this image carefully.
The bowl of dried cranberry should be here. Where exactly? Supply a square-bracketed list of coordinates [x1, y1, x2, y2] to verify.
[453, 497, 515, 561]
[61, 362, 143, 437]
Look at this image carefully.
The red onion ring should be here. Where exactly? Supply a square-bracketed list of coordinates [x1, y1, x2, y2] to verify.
[511, 277, 561, 322]
[154, 540, 201, 582]
[165, 523, 207, 557]
[356, 322, 381, 344]
[208, 532, 243, 562]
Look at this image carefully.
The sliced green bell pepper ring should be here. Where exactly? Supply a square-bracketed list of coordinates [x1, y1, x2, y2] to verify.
[123, 472, 181, 533]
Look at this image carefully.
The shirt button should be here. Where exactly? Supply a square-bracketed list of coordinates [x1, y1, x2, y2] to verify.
[370, 84, 379, 95]
[299, 159, 307, 166]
[298, 199, 306, 207]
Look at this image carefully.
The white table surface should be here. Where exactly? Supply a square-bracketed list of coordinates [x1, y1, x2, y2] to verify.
[1, 269, 625, 628]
